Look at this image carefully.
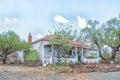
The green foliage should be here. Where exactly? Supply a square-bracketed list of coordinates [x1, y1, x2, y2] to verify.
[47, 60, 69, 73]
[101, 17, 120, 59]
[78, 20, 106, 60]
[49, 27, 77, 60]
[104, 53, 111, 60]
[0, 30, 30, 52]
[79, 14, 120, 60]
[0, 30, 31, 63]
[90, 53, 97, 58]
[25, 50, 38, 61]
[75, 62, 81, 65]
[102, 18, 120, 48]
[52, 60, 67, 67]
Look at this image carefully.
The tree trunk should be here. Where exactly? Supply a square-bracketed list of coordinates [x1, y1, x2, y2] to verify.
[2, 54, 7, 64]
[99, 54, 106, 60]
[110, 45, 120, 60]
[94, 39, 106, 60]
[2, 59, 6, 64]
[57, 51, 61, 62]
[111, 49, 116, 60]
[57, 46, 61, 62]
[96, 44, 106, 60]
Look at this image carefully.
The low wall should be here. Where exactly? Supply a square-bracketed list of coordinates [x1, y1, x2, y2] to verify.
[43, 57, 76, 64]
[82, 58, 99, 63]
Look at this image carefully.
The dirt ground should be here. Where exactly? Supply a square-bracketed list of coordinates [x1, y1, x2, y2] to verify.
[0, 64, 92, 80]
[0, 64, 64, 80]
[0, 64, 120, 80]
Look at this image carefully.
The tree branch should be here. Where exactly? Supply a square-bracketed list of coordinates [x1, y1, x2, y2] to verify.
[0, 54, 2, 57]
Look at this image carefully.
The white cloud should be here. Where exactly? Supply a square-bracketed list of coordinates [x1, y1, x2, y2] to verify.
[91, 17, 95, 20]
[103, 45, 109, 48]
[36, 33, 43, 38]
[4, 18, 18, 24]
[77, 16, 87, 28]
[54, 15, 68, 24]
[31, 33, 43, 42]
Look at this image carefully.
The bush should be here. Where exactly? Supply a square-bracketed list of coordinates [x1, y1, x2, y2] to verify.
[25, 50, 38, 61]
[47, 60, 70, 73]
[52, 60, 67, 67]
[90, 52, 97, 58]
[47, 60, 68, 72]
[75, 62, 81, 65]
[104, 53, 111, 60]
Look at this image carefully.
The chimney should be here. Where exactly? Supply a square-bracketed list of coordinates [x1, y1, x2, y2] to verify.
[28, 32, 32, 43]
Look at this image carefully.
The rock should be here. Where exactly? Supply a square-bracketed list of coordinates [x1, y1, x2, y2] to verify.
[4, 70, 8, 72]
[43, 63, 48, 66]
[66, 78, 78, 80]
[22, 74, 25, 76]
[69, 68, 74, 73]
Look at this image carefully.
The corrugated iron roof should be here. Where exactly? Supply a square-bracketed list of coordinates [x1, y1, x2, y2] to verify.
[32, 34, 88, 47]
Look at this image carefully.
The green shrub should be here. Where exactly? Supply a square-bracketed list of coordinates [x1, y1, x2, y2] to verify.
[52, 60, 67, 67]
[45, 59, 71, 73]
[60, 59, 67, 66]
[25, 50, 38, 61]
[48, 60, 67, 70]
[90, 53, 97, 58]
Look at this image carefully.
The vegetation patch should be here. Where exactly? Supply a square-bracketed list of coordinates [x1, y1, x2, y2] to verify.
[25, 50, 38, 61]
[45, 60, 71, 73]
[90, 52, 97, 58]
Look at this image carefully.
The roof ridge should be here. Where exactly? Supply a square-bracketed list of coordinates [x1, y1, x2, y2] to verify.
[32, 34, 88, 47]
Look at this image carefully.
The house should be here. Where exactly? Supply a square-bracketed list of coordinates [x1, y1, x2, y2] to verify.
[30, 34, 99, 65]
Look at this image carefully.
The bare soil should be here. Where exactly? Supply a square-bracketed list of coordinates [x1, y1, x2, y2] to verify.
[0, 64, 120, 80]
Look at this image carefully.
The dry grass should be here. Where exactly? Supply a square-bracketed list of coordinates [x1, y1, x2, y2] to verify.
[0, 64, 94, 80]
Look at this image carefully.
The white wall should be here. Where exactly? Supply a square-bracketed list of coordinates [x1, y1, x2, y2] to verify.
[82, 58, 99, 63]
[32, 41, 42, 50]
[16, 51, 24, 62]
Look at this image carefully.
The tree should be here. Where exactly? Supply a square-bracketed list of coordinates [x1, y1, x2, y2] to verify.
[78, 20, 106, 60]
[101, 17, 120, 60]
[79, 16, 120, 60]
[49, 27, 77, 62]
[0, 30, 30, 64]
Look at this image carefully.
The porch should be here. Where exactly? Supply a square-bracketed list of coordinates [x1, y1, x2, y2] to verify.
[42, 44, 99, 64]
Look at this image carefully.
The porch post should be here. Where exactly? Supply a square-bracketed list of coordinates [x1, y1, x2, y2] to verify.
[96, 50, 99, 58]
[86, 48, 90, 57]
[42, 46, 45, 64]
[75, 46, 78, 62]
[97, 50, 100, 62]
[50, 44, 53, 64]
[81, 47, 83, 62]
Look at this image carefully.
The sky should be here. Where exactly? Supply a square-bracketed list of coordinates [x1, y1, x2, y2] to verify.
[0, 0, 120, 41]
